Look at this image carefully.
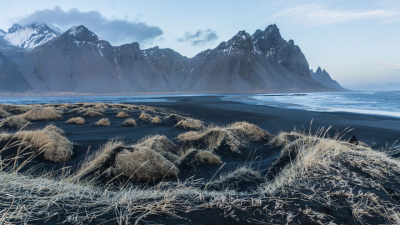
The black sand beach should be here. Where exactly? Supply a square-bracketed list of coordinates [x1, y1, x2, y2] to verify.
[1, 95, 400, 224]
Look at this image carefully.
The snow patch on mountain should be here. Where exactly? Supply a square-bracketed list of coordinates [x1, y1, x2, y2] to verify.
[1, 23, 62, 49]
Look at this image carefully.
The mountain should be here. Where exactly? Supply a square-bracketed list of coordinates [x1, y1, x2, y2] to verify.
[310, 67, 346, 91]
[0, 23, 62, 49]
[346, 82, 400, 91]
[187, 25, 324, 92]
[0, 24, 340, 93]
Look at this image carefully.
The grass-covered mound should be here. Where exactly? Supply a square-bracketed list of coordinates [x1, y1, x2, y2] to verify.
[177, 121, 272, 153]
[74, 139, 179, 183]
[0, 125, 73, 163]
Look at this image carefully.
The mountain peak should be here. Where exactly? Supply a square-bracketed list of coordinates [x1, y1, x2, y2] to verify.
[2, 23, 62, 49]
[65, 25, 101, 44]
[8, 23, 23, 33]
[264, 24, 280, 35]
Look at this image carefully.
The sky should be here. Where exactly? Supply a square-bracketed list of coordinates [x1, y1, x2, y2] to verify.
[0, 0, 399, 87]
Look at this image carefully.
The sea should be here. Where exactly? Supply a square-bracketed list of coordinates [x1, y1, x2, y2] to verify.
[1, 91, 399, 118]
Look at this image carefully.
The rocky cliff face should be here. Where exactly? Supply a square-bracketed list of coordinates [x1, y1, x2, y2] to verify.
[0, 23, 341, 93]
[310, 67, 345, 91]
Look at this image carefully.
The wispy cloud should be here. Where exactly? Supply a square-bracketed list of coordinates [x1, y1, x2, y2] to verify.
[273, 4, 400, 26]
[177, 29, 218, 46]
[18, 6, 163, 45]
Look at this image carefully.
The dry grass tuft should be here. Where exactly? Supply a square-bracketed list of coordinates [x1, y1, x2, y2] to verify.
[43, 124, 65, 135]
[74, 139, 124, 179]
[116, 111, 129, 118]
[269, 131, 305, 147]
[66, 117, 85, 125]
[1, 116, 30, 128]
[22, 108, 62, 121]
[230, 121, 272, 141]
[95, 118, 111, 126]
[139, 112, 153, 121]
[83, 110, 104, 118]
[263, 129, 400, 224]
[180, 149, 222, 167]
[151, 117, 162, 124]
[122, 118, 137, 127]
[0, 108, 11, 118]
[176, 118, 205, 130]
[0, 104, 30, 114]
[114, 147, 179, 182]
[13, 126, 73, 162]
[177, 122, 271, 153]
[208, 167, 265, 191]
[75, 139, 178, 182]
[136, 135, 179, 162]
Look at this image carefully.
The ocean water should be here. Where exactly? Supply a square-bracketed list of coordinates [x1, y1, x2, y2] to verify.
[1, 92, 399, 118]
[0, 94, 211, 105]
[224, 92, 400, 118]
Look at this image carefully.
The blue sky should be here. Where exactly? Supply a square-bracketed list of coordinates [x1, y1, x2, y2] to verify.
[1, 0, 399, 87]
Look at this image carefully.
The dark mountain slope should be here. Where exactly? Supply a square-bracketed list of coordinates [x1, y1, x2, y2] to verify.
[0, 51, 30, 92]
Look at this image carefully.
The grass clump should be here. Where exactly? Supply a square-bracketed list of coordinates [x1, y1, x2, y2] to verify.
[176, 118, 204, 130]
[75, 139, 178, 182]
[177, 121, 271, 153]
[179, 149, 222, 169]
[122, 119, 137, 127]
[116, 111, 129, 118]
[115, 146, 179, 182]
[1, 116, 30, 128]
[262, 128, 400, 224]
[207, 167, 264, 191]
[151, 117, 162, 124]
[13, 125, 73, 162]
[66, 117, 85, 125]
[22, 108, 62, 121]
[136, 135, 179, 162]
[269, 131, 305, 147]
[0, 108, 11, 118]
[42, 124, 65, 135]
[0, 104, 30, 114]
[139, 112, 153, 121]
[95, 118, 111, 126]
[83, 110, 104, 118]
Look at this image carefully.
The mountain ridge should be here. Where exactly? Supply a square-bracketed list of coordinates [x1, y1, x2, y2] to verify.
[0, 23, 343, 93]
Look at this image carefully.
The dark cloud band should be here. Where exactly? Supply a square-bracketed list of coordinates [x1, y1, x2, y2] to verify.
[177, 29, 218, 46]
[18, 6, 163, 45]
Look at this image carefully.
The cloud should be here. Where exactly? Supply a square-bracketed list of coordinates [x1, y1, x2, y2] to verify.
[273, 4, 400, 26]
[18, 6, 163, 45]
[177, 29, 218, 46]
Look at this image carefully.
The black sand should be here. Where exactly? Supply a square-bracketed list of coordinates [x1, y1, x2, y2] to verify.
[1, 95, 400, 224]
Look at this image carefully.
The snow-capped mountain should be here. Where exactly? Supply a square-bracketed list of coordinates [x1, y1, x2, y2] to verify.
[0, 23, 62, 49]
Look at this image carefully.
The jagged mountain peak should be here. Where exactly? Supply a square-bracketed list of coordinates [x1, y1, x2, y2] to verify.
[8, 23, 23, 33]
[60, 25, 106, 47]
[1, 23, 62, 49]
[310, 67, 345, 90]
[219, 30, 254, 52]
[67, 25, 99, 40]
